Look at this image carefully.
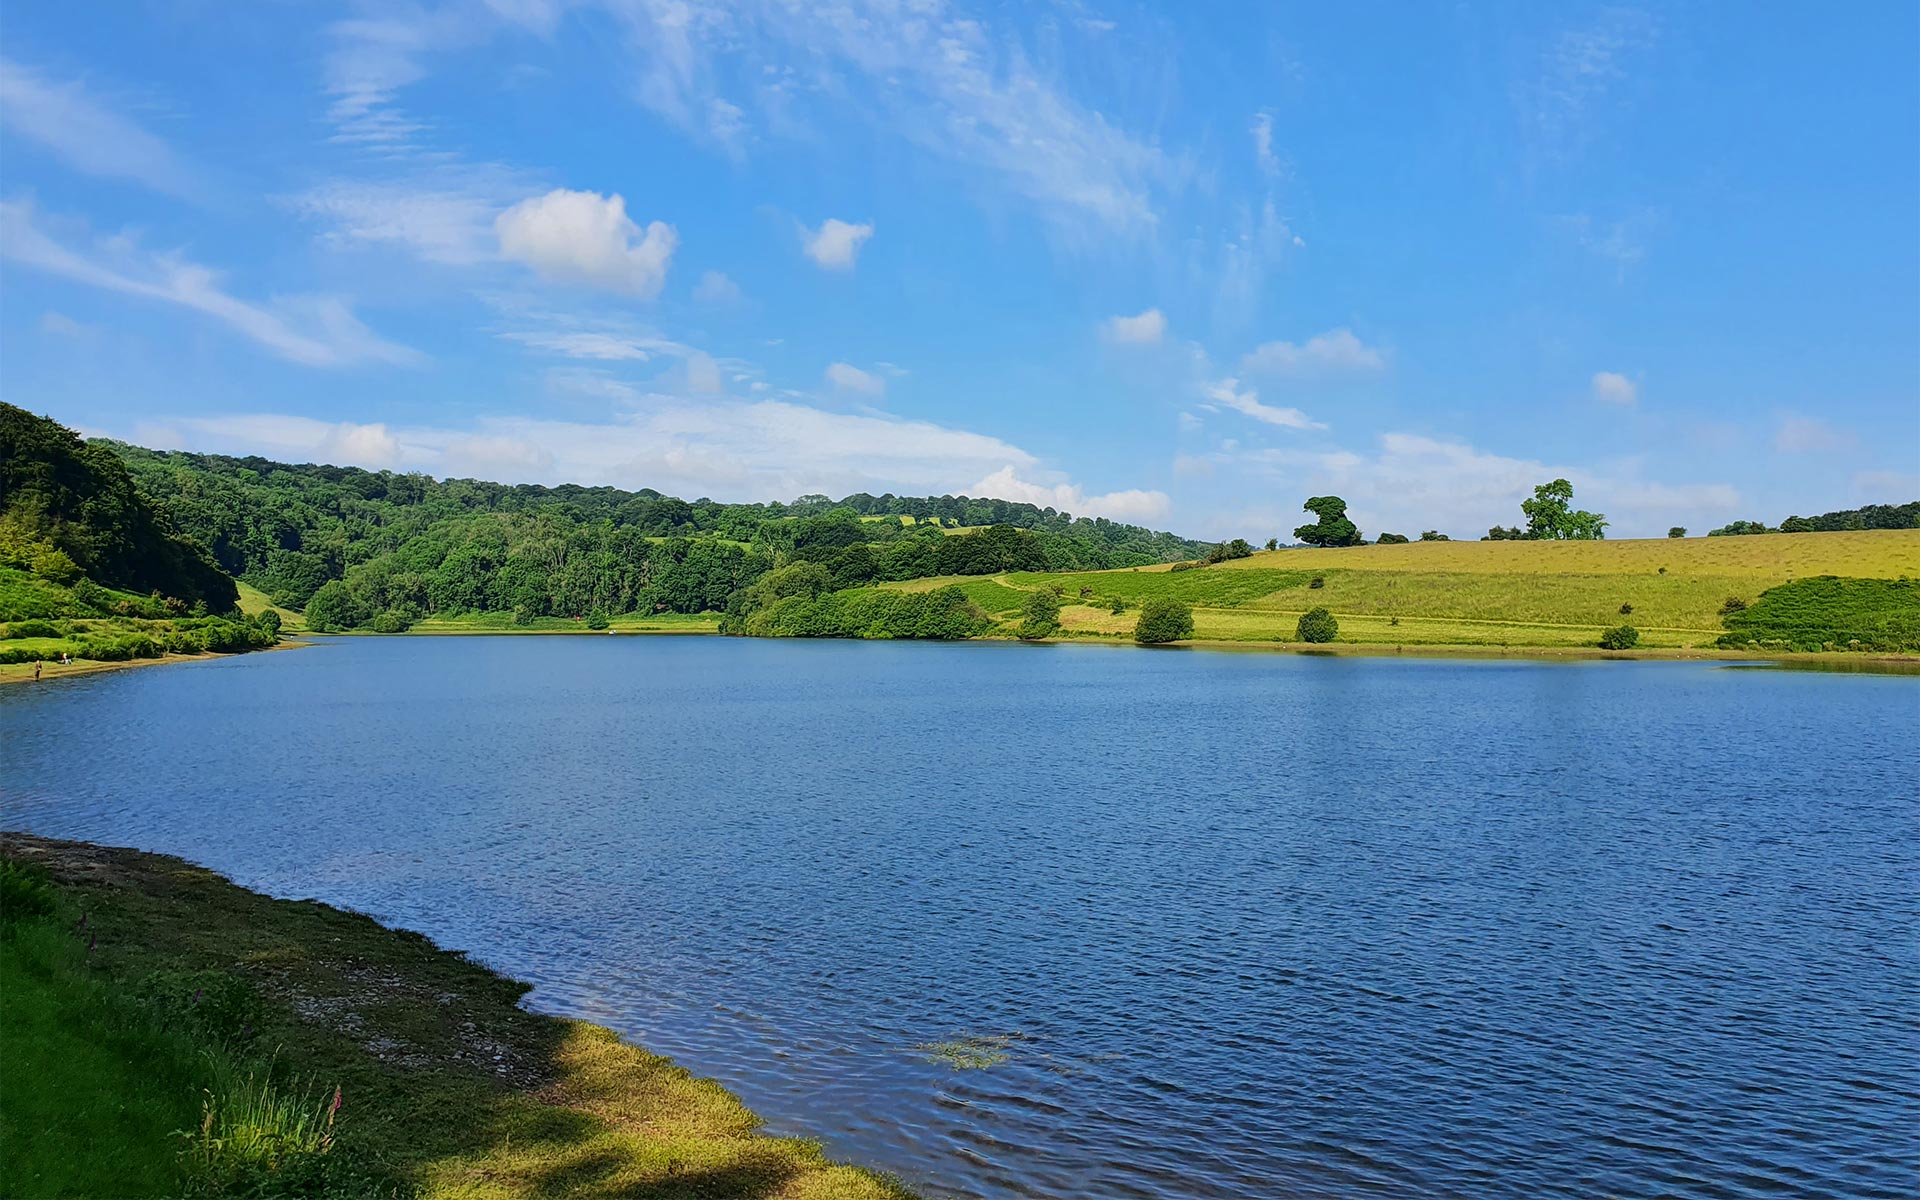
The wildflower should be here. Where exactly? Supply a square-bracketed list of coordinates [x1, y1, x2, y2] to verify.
[193, 988, 204, 1004]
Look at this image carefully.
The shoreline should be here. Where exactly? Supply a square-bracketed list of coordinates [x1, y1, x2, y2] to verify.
[0, 831, 915, 1199]
[0, 637, 307, 686]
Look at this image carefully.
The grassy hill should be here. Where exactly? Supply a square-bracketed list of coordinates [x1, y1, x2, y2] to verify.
[897, 530, 1920, 651]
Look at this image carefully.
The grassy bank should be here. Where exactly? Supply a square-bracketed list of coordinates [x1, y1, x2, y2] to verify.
[958, 529, 1919, 653]
[0, 834, 912, 1200]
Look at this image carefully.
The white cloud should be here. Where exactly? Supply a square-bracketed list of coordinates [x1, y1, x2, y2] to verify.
[1241, 328, 1386, 376]
[1591, 371, 1638, 405]
[0, 198, 419, 368]
[801, 218, 873, 270]
[1209, 431, 1738, 539]
[0, 58, 199, 199]
[1521, 8, 1659, 162]
[503, 331, 656, 361]
[1200, 378, 1326, 431]
[163, 415, 406, 469]
[970, 466, 1170, 522]
[693, 269, 742, 304]
[1251, 111, 1279, 177]
[1775, 415, 1856, 454]
[138, 400, 1060, 506]
[289, 174, 515, 265]
[608, 3, 1167, 237]
[686, 352, 724, 394]
[1103, 308, 1166, 344]
[825, 361, 885, 396]
[496, 189, 677, 295]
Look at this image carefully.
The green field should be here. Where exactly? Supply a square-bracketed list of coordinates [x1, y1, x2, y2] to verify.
[918, 530, 1920, 652]
[402, 610, 723, 635]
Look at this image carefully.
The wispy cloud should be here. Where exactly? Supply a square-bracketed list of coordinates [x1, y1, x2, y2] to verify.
[1519, 7, 1658, 162]
[1199, 378, 1326, 431]
[1241, 328, 1385, 376]
[0, 58, 200, 199]
[825, 361, 885, 397]
[0, 198, 419, 368]
[970, 465, 1170, 522]
[1774, 415, 1856, 454]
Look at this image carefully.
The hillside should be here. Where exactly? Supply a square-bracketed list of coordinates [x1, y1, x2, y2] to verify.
[103, 442, 1211, 632]
[910, 530, 1920, 651]
[0, 404, 236, 610]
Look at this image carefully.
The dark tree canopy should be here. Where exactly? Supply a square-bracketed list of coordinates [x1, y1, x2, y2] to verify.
[0, 404, 237, 611]
[1520, 479, 1607, 540]
[1134, 596, 1194, 644]
[1296, 607, 1339, 643]
[1293, 496, 1363, 547]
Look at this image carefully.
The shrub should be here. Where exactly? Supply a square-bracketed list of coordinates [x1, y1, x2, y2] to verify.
[1375, 532, 1409, 544]
[1618, 603, 1633, 615]
[585, 609, 610, 630]
[253, 609, 282, 635]
[1721, 596, 1747, 615]
[3, 619, 60, 639]
[1106, 596, 1128, 615]
[1668, 527, 1687, 539]
[1419, 530, 1450, 541]
[1599, 624, 1640, 650]
[133, 969, 263, 1042]
[1018, 587, 1061, 640]
[29, 548, 80, 584]
[1296, 607, 1338, 643]
[368, 609, 412, 634]
[69, 577, 111, 613]
[1168, 561, 1201, 573]
[161, 630, 208, 654]
[0, 859, 57, 931]
[1308, 576, 1325, 589]
[1134, 597, 1194, 644]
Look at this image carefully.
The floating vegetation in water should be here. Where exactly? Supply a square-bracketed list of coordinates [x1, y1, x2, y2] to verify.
[913, 1032, 1023, 1069]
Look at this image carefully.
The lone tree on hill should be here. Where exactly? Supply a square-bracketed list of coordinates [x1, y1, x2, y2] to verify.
[1293, 496, 1363, 547]
[1296, 606, 1339, 643]
[1520, 479, 1608, 540]
[1018, 587, 1062, 640]
[1668, 527, 1687, 539]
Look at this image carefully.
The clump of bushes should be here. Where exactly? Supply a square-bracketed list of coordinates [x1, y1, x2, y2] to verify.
[1105, 596, 1129, 615]
[1717, 576, 1920, 652]
[1296, 607, 1338, 644]
[1168, 561, 1201, 573]
[1720, 596, 1747, 615]
[1618, 603, 1633, 615]
[2, 619, 61, 639]
[1134, 597, 1194, 644]
[1308, 576, 1325, 590]
[585, 610, 610, 630]
[1018, 587, 1062, 640]
[1599, 625, 1640, 650]
[368, 610, 413, 634]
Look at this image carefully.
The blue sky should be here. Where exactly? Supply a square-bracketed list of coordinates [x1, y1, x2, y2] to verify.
[2, 1, 1915, 539]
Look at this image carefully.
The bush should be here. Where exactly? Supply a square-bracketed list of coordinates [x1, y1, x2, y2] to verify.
[1374, 532, 1409, 544]
[3, 619, 60, 639]
[1106, 596, 1128, 615]
[1419, 530, 1450, 541]
[1308, 576, 1325, 589]
[1168, 561, 1201, 573]
[368, 609, 413, 634]
[0, 859, 57, 931]
[1618, 603, 1633, 615]
[1134, 597, 1194, 644]
[161, 630, 208, 654]
[1296, 607, 1338, 643]
[1599, 624, 1640, 650]
[1018, 587, 1061, 640]
[1721, 596, 1748, 615]
[253, 609, 282, 635]
[585, 609, 610, 630]
[1668, 526, 1687, 539]
[132, 969, 263, 1042]
[29, 548, 81, 584]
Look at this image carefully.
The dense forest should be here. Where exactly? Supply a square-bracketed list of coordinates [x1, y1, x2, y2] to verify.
[0, 404, 237, 611]
[102, 439, 1209, 632]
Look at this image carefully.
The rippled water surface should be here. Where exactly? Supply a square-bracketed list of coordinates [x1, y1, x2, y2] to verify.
[4, 637, 1917, 1198]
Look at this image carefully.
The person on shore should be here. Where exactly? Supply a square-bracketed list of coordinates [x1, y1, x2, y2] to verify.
[34, 661, 42, 682]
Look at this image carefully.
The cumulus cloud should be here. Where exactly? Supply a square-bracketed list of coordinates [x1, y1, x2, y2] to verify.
[1199, 378, 1326, 431]
[693, 269, 742, 304]
[825, 362, 885, 396]
[1591, 370, 1638, 405]
[970, 465, 1170, 522]
[0, 198, 418, 368]
[155, 415, 407, 469]
[1241, 328, 1386, 376]
[1774, 415, 1856, 454]
[0, 58, 200, 199]
[496, 188, 677, 295]
[1103, 308, 1166, 344]
[801, 218, 873, 270]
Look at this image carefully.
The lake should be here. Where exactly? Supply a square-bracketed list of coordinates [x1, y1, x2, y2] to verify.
[2, 636, 1916, 1198]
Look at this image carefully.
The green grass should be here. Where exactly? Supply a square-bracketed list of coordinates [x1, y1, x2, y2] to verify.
[991, 530, 1920, 652]
[0, 835, 912, 1200]
[1720, 576, 1920, 650]
[875, 575, 1032, 615]
[235, 580, 306, 632]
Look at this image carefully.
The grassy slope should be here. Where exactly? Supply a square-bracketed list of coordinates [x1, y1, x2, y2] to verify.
[952, 530, 1920, 650]
[0, 834, 910, 1200]
[236, 579, 306, 632]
